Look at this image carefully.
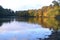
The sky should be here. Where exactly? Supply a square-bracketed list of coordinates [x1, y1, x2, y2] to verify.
[0, 0, 53, 11]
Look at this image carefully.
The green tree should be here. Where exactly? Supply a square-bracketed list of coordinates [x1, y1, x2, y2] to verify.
[0, 5, 15, 17]
[52, 0, 59, 6]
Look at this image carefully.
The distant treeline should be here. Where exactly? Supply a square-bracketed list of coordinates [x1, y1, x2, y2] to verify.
[0, 0, 60, 17]
[0, 6, 15, 17]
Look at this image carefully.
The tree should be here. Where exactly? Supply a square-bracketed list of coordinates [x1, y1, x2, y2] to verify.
[0, 5, 15, 17]
[52, 0, 59, 6]
[58, 0, 60, 6]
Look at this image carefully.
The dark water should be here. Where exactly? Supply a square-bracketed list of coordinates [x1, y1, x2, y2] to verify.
[0, 17, 60, 40]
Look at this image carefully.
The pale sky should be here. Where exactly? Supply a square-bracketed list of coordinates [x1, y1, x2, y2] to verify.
[0, 0, 53, 11]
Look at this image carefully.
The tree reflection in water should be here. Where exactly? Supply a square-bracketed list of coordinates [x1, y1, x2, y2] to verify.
[0, 18, 14, 26]
[38, 17, 60, 40]
[15, 17, 60, 40]
[0, 17, 60, 40]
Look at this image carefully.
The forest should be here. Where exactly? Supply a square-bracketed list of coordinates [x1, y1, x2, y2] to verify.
[0, 0, 60, 18]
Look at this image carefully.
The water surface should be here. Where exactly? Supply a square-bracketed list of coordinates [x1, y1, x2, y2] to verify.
[0, 18, 59, 40]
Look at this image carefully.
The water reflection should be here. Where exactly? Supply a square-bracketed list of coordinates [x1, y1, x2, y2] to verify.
[0, 18, 14, 26]
[0, 17, 60, 40]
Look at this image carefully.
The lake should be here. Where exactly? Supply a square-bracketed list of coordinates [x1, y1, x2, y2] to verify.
[0, 17, 60, 40]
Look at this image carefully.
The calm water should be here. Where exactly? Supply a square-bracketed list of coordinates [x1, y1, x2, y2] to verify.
[0, 17, 60, 40]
